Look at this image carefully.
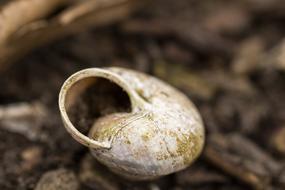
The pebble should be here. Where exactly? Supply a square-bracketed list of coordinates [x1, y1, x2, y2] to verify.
[35, 168, 79, 190]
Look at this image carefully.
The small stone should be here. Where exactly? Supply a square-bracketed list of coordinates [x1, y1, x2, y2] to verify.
[21, 146, 42, 171]
[232, 36, 265, 74]
[270, 127, 285, 156]
[35, 168, 79, 190]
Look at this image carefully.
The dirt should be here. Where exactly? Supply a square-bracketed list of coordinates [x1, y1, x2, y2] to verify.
[0, 0, 285, 189]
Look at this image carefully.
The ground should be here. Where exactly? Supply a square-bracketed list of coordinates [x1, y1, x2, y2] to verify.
[0, 0, 285, 189]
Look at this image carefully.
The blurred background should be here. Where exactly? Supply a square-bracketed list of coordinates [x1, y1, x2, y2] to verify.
[0, 0, 285, 189]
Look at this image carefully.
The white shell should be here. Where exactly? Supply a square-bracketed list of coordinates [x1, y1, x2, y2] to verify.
[59, 67, 205, 180]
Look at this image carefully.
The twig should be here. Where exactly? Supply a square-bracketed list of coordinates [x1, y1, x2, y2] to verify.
[0, 0, 143, 71]
[0, 101, 48, 141]
[203, 133, 283, 189]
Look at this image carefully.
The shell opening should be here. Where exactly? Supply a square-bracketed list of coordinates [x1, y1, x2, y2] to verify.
[64, 77, 132, 136]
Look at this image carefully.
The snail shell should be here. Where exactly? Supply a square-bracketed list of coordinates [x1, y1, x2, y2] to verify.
[59, 67, 205, 180]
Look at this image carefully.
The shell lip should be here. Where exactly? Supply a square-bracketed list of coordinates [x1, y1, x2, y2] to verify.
[58, 68, 146, 149]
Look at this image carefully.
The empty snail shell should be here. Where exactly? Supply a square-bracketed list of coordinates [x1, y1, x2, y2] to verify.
[58, 67, 205, 180]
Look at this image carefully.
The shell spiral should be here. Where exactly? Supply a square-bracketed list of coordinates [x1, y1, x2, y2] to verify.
[59, 67, 205, 180]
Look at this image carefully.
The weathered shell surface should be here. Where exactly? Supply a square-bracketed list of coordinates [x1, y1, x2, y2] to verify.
[59, 67, 205, 180]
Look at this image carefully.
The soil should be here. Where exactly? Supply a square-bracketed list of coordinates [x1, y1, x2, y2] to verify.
[1, 0, 285, 189]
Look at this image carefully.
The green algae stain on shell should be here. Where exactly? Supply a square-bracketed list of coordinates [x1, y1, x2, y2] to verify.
[141, 131, 153, 142]
[154, 130, 204, 166]
[175, 132, 202, 165]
